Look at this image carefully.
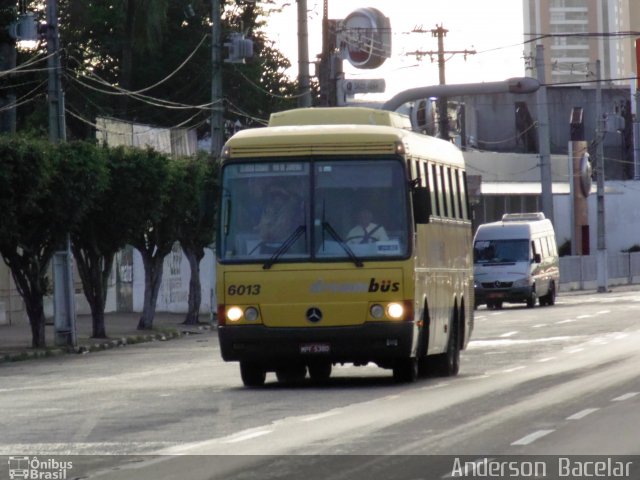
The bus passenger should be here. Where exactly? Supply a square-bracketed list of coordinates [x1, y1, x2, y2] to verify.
[256, 183, 299, 243]
[346, 208, 389, 244]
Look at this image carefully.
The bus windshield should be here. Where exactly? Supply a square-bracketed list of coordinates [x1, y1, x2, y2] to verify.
[219, 158, 409, 263]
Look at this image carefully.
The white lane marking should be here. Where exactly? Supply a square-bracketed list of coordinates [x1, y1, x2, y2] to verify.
[300, 411, 342, 422]
[221, 428, 273, 444]
[511, 429, 554, 446]
[500, 331, 519, 338]
[596, 310, 611, 315]
[565, 347, 584, 354]
[612, 392, 639, 402]
[537, 357, 556, 363]
[501, 366, 526, 373]
[556, 319, 576, 324]
[576, 315, 592, 319]
[532, 323, 547, 328]
[566, 408, 599, 420]
[468, 336, 572, 349]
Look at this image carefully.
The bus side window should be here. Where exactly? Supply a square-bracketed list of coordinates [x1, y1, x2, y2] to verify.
[448, 167, 459, 219]
[430, 162, 441, 216]
[439, 165, 451, 218]
[455, 169, 467, 220]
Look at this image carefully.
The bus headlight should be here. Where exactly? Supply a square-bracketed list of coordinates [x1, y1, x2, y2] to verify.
[386, 303, 404, 320]
[244, 307, 259, 321]
[226, 306, 243, 322]
[370, 304, 385, 319]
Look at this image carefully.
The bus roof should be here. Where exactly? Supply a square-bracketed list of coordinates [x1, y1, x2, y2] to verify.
[268, 107, 412, 129]
[224, 108, 464, 166]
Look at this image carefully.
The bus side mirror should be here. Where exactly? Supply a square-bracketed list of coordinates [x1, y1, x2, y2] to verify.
[412, 186, 431, 224]
[533, 253, 541, 264]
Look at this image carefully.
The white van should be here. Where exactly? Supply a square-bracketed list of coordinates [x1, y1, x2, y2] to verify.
[473, 213, 559, 309]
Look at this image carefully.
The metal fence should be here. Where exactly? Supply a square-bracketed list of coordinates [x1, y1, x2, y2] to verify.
[559, 252, 640, 292]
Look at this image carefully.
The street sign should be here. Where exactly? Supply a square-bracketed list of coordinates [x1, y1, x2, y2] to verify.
[343, 78, 386, 95]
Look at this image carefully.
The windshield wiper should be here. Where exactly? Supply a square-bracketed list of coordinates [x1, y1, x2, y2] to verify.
[322, 221, 363, 268]
[263, 225, 306, 270]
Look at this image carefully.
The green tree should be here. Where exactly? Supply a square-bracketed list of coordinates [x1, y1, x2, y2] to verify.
[176, 153, 218, 325]
[126, 149, 181, 330]
[0, 137, 106, 347]
[72, 145, 169, 338]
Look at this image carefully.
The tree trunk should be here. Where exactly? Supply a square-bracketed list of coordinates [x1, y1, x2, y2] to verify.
[73, 246, 113, 338]
[137, 251, 165, 330]
[3, 254, 48, 348]
[183, 246, 204, 325]
[25, 296, 46, 348]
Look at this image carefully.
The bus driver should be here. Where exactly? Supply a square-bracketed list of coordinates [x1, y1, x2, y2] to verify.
[346, 208, 389, 244]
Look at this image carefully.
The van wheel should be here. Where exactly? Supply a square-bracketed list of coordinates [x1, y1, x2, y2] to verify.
[526, 290, 536, 308]
[240, 361, 266, 387]
[541, 282, 556, 306]
[393, 357, 418, 383]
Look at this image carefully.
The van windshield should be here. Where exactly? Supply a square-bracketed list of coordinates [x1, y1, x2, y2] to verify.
[474, 239, 530, 264]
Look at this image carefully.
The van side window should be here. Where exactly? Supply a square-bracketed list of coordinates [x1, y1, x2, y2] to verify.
[531, 240, 539, 259]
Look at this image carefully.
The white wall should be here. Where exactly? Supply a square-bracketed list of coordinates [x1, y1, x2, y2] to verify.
[132, 244, 216, 314]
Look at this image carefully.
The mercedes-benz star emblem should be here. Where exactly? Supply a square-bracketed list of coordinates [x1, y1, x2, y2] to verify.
[306, 307, 322, 323]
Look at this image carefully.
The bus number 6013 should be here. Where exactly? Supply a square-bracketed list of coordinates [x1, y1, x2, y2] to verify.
[227, 284, 261, 295]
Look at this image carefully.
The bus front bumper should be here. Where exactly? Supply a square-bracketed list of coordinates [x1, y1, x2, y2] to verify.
[218, 322, 417, 367]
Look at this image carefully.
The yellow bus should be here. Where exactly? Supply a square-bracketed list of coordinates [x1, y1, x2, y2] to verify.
[216, 107, 473, 386]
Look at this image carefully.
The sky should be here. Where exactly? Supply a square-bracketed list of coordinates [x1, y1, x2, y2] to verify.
[265, 0, 527, 101]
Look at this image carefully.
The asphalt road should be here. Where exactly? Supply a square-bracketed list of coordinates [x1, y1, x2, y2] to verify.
[2, 289, 640, 479]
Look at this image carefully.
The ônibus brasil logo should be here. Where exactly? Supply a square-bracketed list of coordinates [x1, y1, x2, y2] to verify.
[8, 456, 73, 480]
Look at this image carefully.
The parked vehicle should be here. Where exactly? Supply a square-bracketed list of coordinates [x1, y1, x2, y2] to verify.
[473, 213, 559, 309]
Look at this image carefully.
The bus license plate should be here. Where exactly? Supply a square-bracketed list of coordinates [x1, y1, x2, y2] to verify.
[300, 343, 330, 354]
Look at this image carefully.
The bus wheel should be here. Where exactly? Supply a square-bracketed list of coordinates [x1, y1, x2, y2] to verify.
[393, 357, 418, 383]
[308, 361, 332, 383]
[435, 319, 460, 377]
[240, 361, 266, 387]
[276, 364, 307, 384]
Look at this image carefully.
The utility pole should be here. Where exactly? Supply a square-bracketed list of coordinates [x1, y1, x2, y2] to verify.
[47, 0, 75, 348]
[296, 0, 312, 108]
[633, 39, 640, 180]
[535, 44, 554, 224]
[0, 7, 17, 134]
[406, 25, 476, 141]
[47, 0, 65, 143]
[318, 0, 338, 106]
[595, 60, 608, 293]
[210, 0, 223, 157]
[433, 25, 449, 141]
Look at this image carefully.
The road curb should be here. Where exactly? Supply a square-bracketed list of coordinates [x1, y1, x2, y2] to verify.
[0, 324, 213, 364]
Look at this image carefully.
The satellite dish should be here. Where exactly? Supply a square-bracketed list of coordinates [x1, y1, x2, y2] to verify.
[339, 8, 391, 69]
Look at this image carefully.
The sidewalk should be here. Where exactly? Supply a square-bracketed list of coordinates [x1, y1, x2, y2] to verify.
[0, 311, 216, 364]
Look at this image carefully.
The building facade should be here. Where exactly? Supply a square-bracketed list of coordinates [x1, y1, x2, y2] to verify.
[523, 0, 639, 86]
